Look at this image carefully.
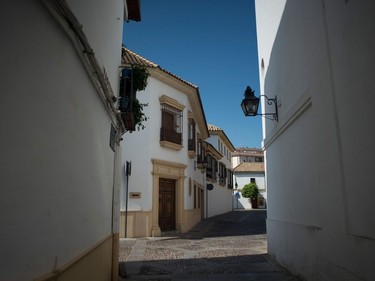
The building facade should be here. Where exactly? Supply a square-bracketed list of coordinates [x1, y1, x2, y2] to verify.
[205, 124, 236, 217]
[255, 0, 375, 280]
[120, 49, 209, 238]
[0, 1, 140, 280]
[232, 147, 264, 168]
[233, 162, 266, 209]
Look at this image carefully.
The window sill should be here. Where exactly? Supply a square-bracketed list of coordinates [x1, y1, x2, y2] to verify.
[188, 150, 196, 159]
[206, 178, 216, 183]
[160, 140, 183, 151]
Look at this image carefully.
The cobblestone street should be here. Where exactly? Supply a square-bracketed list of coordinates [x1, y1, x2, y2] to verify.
[119, 210, 299, 281]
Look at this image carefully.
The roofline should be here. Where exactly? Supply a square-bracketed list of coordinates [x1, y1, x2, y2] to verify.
[232, 152, 264, 157]
[196, 88, 209, 138]
[121, 48, 209, 139]
[233, 170, 265, 174]
[233, 162, 265, 173]
[208, 129, 236, 152]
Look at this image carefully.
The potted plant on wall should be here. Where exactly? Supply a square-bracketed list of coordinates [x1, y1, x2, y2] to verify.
[240, 183, 259, 209]
[119, 64, 149, 131]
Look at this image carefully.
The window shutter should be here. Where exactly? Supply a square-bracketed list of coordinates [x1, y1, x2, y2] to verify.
[162, 110, 174, 129]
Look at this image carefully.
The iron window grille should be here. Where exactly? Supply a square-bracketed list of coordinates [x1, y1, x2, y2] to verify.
[160, 104, 183, 145]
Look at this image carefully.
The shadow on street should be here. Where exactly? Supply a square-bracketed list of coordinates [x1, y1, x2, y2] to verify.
[121, 210, 300, 280]
[188, 209, 267, 238]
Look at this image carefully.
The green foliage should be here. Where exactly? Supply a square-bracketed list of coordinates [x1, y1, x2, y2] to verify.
[240, 183, 259, 200]
[133, 99, 148, 131]
[132, 65, 149, 92]
[132, 65, 149, 130]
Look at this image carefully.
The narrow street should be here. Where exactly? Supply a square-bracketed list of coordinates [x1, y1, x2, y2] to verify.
[119, 210, 299, 281]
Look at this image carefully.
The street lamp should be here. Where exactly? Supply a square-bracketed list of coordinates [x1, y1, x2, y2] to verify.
[241, 86, 278, 121]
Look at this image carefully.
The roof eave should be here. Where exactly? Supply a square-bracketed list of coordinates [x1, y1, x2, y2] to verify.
[209, 130, 236, 152]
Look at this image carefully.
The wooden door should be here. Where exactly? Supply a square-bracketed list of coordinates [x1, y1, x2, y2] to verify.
[159, 178, 176, 231]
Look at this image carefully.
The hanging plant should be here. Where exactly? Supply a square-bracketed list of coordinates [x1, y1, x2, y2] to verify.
[133, 99, 149, 131]
[131, 64, 149, 131]
[119, 50, 150, 132]
[132, 65, 149, 92]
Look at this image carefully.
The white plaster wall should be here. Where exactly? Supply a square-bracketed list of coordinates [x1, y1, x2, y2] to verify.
[235, 173, 265, 192]
[233, 173, 266, 209]
[233, 190, 253, 210]
[206, 185, 233, 218]
[232, 155, 240, 168]
[207, 133, 234, 170]
[120, 76, 205, 214]
[255, 0, 375, 280]
[205, 135, 219, 153]
[255, 0, 287, 141]
[185, 167, 206, 211]
[68, 0, 124, 88]
[149, 78, 190, 164]
[0, 1, 123, 280]
[121, 75, 234, 220]
[120, 78, 154, 212]
[205, 134, 234, 217]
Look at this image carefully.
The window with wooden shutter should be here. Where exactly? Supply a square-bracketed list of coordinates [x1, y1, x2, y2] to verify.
[206, 154, 213, 179]
[119, 68, 136, 130]
[159, 95, 185, 150]
[160, 104, 182, 145]
[188, 118, 196, 152]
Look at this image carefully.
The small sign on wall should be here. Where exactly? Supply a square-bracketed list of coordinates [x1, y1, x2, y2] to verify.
[130, 192, 141, 199]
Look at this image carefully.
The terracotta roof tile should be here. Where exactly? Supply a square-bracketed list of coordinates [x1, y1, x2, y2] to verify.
[207, 124, 222, 131]
[122, 48, 198, 88]
[122, 48, 158, 67]
[233, 162, 265, 173]
[207, 123, 235, 151]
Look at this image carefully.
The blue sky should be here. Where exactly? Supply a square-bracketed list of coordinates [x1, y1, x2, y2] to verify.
[123, 0, 262, 148]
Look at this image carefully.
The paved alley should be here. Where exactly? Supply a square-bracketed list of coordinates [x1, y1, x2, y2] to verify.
[119, 210, 299, 281]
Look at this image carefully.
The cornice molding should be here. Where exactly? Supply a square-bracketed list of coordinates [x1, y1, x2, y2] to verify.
[159, 95, 185, 111]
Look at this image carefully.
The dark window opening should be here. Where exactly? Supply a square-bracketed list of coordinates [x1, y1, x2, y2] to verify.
[160, 104, 183, 145]
[188, 118, 196, 151]
[227, 170, 234, 189]
[197, 139, 206, 165]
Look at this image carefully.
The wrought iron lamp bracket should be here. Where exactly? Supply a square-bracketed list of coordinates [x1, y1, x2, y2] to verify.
[259, 95, 278, 121]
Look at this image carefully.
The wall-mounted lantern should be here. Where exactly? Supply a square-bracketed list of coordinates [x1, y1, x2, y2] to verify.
[240, 86, 278, 121]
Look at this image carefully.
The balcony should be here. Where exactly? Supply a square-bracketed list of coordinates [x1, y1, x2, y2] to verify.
[160, 128, 182, 150]
[188, 139, 196, 158]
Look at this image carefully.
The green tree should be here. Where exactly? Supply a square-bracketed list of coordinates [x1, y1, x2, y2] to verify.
[240, 183, 259, 200]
